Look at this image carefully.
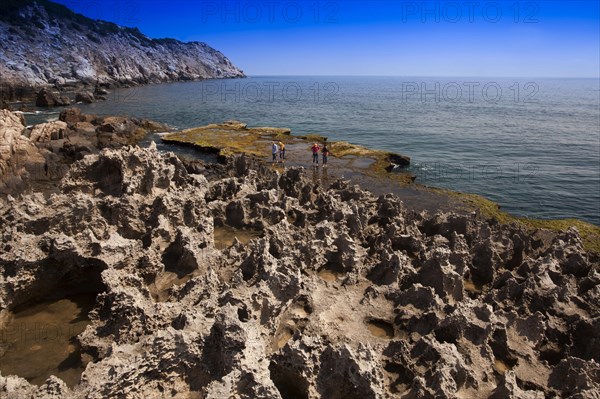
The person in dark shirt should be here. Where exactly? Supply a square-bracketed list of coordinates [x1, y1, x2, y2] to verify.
[322, 144, 330, 167]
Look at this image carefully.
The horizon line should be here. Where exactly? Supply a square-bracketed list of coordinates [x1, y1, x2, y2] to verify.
[244, 74, 600, 79]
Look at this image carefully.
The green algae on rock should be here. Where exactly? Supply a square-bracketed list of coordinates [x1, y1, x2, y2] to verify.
[162, 120, 291, 158]
[437, 189, 600, 254]
[161, 120, 414, 183]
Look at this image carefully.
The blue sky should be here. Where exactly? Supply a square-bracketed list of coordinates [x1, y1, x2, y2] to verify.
[53, 1, 600, 77]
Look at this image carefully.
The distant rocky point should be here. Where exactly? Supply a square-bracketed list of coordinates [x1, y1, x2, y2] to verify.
[0, 0, 245, 103]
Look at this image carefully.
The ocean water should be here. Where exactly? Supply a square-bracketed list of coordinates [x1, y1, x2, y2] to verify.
[32, 76, 600, 225]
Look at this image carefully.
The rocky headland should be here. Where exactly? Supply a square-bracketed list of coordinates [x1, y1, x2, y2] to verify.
[0, 0, 245, 106]
[0, 109, 599, 398]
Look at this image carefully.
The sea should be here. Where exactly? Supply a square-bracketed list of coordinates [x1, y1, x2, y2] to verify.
[24, 76, 600, 225]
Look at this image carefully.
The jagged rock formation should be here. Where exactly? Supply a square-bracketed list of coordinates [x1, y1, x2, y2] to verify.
[0, 146, 598, 398]
[0, 109, 47, 191]
[0, 0, 244, 97]
[0, 108, 168, 195]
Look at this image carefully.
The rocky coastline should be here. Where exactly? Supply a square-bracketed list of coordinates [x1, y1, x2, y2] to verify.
[0, 0, 245, 107]
[0, 108, 599, 398]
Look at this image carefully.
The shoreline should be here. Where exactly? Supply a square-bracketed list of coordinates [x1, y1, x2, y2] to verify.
[0, 75, 248, 110]
[161, 120, 600, 253]
[1, 107, 597, 252]
[0, 75, 249, 112]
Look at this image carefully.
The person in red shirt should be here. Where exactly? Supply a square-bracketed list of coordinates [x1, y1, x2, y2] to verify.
[311, 143, 320, 166]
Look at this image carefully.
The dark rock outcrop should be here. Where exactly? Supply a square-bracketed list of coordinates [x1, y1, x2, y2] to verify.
[75, 91, 95, 104]
[35, 88, 71, 107]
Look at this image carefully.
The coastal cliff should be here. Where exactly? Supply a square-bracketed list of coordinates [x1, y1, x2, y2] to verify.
[0, 0, 245, 98]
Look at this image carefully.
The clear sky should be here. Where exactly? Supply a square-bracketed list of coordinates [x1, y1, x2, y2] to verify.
[52, 0, 600, 77]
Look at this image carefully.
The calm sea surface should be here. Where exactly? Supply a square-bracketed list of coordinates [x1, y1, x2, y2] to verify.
[28, 76, 600, 225]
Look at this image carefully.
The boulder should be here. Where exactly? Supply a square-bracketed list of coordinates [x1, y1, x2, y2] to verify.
[35, 89, 70, 107]
[75, 91, 95, 104]
[0, 110, 46, 192]
[386, 153, 411, 170]
[59, 108, 85, 125]
[96, 116, 134, 134]
[94, 86, 109, 96]
[0, 110, 36, 171]
[29, 121, 69, 143]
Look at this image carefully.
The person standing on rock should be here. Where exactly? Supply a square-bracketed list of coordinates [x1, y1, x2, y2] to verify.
[311, 143, 320, 166]
[322, 144, 330, 167]
[271, 142, 279, 163]
[278, 141, 286, 161]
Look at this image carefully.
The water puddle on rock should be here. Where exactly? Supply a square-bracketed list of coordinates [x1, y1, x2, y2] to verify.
[214, 225, 262, 250]
[366, 319, 395, 339]
[0, 294, 96, 387]
[317, 268, 340, 282]
[317, 263, 344, 282]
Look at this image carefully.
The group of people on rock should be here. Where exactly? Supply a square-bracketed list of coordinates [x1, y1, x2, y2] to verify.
[310, 143, 330, 167]
[271, 141, 331, 167]
[271, 141, 286, 163]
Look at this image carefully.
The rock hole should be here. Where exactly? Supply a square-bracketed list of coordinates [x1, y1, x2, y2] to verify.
[464, 279, 484, 300]
[515, 377, 544, 392]
[149, 271, 194, 302]
[366, 318, 394, 339]
[152, 239, 198, 301]
[161, 240, 197, 278]
[540, 347, 563, 366]
[367, 261, 397, 286]
[384, 362, 414, 393]
[286, 210, 297, 225]
[290, 296, 313, 317]
[240, 257, 257, 282]
[493, 359, 513, 374]
[237, 307, 250, 322]
[86, 157, 123, 196]
[269, 361, 309, 399]
[489, 329, 518, 374]
[317, 346, 379, 399]
[0, 293, 98, 388]
[434, 324, 460, 344]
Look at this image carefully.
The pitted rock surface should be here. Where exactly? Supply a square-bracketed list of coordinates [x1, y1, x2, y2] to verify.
[0, 147, 598, 398]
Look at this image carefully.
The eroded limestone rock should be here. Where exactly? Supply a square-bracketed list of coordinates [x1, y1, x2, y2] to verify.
[0, 148, 598, 398]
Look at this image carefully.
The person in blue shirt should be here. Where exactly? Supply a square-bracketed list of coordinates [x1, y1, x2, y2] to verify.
[271, 142, 279, 163]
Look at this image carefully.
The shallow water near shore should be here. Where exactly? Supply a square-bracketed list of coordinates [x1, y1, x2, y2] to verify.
[0, 294, 96, 387]
[26, 76, 600, 225]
